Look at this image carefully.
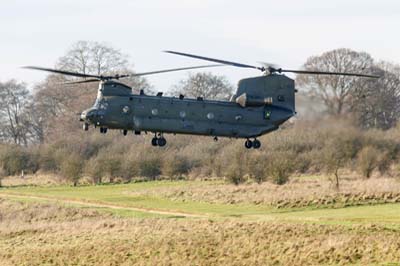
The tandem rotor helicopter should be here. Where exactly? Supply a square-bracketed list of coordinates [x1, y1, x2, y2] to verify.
[25, 51, 379, 149]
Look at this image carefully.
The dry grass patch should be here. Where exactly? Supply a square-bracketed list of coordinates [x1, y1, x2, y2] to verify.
[0, 199, 399, 265]
[128, 176, 400, 208]
[1, 173, 64, 187]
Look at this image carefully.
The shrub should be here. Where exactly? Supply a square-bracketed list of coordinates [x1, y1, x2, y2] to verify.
[357, 146, 379, 178]
[376, 151, 391, 176]
[85, 157, 104, 184]
[265, 151, 295, 185]
[221, 144, 248, 185]
[321, 137, 354, 190]
[120, 158, 140, 182]
[139, 156, 162, 180]
[38, 145, 58, 172]
[246, 153, 266, 184]
[60, 154, 83, 186]
[162, 155, 191, 179]
[0, 146, 30, 176]
[0, 168, 5, 187]
[225, 165, 245, 185]
[102, 156, 122, 183]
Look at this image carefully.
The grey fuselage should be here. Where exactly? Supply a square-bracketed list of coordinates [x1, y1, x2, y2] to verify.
[81, 75, 296, 139]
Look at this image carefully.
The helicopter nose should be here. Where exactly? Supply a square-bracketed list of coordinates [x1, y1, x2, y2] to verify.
[80, 109, 97, 121]
[79, 111, 87, 121]
[86, 110, 96, 119]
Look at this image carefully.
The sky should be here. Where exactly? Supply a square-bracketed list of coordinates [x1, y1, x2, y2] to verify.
[1, 0, 400, 91]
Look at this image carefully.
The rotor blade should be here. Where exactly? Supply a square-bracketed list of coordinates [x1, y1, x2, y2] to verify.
[124, 64, 224, 77]
[164, 51, 264, 71]
[63, 79, 100, 85]
[279, 69, 380, 78]
[23, 66, 102, 79]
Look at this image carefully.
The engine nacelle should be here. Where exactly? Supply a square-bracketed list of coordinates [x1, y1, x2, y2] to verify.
[235, 93, 273, 107]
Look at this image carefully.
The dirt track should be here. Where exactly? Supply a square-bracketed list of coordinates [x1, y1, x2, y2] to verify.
[0, 193, 207, 218]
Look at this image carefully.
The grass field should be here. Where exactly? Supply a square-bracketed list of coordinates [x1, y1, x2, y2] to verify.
[1, 177, 400, 265]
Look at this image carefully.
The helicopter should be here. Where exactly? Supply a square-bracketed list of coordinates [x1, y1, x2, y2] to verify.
[24, 51, 379, 149]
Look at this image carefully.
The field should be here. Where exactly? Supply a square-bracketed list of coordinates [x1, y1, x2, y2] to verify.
[1, 176, 400, 265]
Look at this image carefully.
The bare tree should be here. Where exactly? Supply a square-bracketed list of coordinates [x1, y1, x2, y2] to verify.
[56, 41, 127, 75]
[57, 41, 92, 75]
[171, 72, 233, 100]
[351, 64, 400, 130]
[30, 74, 86, 141]
[296, 48, 375, 115]
[31, 41, 152, 142]
[55, 41, 150, 92]
[90, 43, 129, 75]
[0, 80, 31, 145]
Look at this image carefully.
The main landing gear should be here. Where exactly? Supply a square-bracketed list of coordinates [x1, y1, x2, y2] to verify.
[151, 133, 167, 147]
[244, 138, 261, 149]
[100, 127, 108, 134]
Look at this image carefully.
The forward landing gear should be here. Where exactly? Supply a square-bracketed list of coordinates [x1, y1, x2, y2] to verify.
[151, 133, 167, 147]
[83, 123, 89, 131]
[100, 127, 107, 134]
[245, 138, 261, 149]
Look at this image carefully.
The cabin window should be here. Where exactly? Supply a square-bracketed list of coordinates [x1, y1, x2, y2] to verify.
[151, 109, 158, 116]
[235, 115, 242, 121]
[207, 113, 214, 120]
[277, 95, 285, 102]
[99, 100, 108, 110]
[265, 111, 271, 120]
[179, 111, 186, 118]
[122, 106, 130, 114]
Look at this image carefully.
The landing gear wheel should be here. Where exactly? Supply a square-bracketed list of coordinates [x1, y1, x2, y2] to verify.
[245, 139, 253, 149]
[123, 129, 128, 136]
[157, 137, 167, 147]
[151, 137, 158, 146]
[83, 123, 89, 131]
[100, 127, 107, 134]
[253, 139, 261, 149]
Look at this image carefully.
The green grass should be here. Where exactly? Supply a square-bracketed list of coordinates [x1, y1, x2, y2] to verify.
[2, 194, 168, 219]
[0, 181, 273, 216]
[261, 204, 400, 228]
[1, 180, 400, 226]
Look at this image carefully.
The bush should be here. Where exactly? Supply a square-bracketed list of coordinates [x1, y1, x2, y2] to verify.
[60, 154, 83, 186]
[0, 168, 5, 187]
[0, 145, 36, 176]
[139, 156, 162, 180]
[120, 158, 140, 182]
[85, 157, 104, 184]
[225, 165, 245, 185]
[102, 156, 122, 183]
[246, 153, 266, 184]
[357, 146, 379, 178]
[39, 146, 58, 172]
[321, 137, 355, 190]
[162, 155, 191, 179]
[265, 151, 295, 185]
[376, 151, 391, 175]
[221, 145, 248, 185]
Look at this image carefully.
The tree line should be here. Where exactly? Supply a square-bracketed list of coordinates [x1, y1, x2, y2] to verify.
[1, 119, 399, 188]
[0, 41, 400, 186]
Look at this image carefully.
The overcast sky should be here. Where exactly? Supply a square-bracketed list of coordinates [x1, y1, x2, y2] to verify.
[1, 0, 399, 91]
